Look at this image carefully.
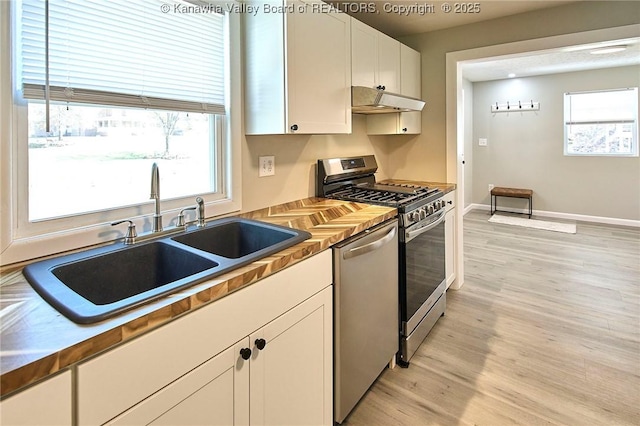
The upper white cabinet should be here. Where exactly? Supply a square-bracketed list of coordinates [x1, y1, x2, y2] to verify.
[400, 44, 421, 98]
[244, 1, 352, 135]
[351, 18, 423, 135]
[351, 18, 400, 93]
[366, 42, 423, 135]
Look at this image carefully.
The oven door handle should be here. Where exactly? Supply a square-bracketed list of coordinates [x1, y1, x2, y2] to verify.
[343, 226, 397, 260]
[405, 210, 446, 243]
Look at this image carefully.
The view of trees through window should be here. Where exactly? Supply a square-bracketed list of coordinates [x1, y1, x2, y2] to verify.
[28, 102, 216, 221]
[564, 88, 638, 156]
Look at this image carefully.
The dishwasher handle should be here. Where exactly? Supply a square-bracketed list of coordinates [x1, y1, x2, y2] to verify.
[343, 226, 396, 260]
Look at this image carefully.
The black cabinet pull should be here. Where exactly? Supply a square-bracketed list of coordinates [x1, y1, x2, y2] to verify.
[240, 348, 252, 360]
[402, 128, 408, 133]
[255, 338, 267, 350]
[447, 200, 453, 205]
[290, 124, 298, 131]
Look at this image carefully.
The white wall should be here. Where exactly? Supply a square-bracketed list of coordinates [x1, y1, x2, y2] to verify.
[241, 114, 397, 212]
[397, 1, 640, 184]
[471, 66, 640, 220]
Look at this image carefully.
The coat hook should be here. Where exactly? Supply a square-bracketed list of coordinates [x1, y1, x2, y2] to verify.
[507, 101, 510, 110]
[495, 102, 499, 110]
[531, 100, 534, 108]
[519, 101, 522, 109]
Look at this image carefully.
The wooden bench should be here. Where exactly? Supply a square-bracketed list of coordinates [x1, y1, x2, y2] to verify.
[491, 187, 533, 218]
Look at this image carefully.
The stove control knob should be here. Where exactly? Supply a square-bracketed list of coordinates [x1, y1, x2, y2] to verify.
[428, 205, 434, 214]
[411, 212, 421, 222]
[420, 209, 427, 220]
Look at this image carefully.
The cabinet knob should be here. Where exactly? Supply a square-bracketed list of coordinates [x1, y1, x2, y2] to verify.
[255, 338, 267, 350]
[402, 128, 408, 133]
[376, 85, 386, 91]
[448, 200, 453, 205]
[240, 348, 252, 360]
[290, 124, 299, 131]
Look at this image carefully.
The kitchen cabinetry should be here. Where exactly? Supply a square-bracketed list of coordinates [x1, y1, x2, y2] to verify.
[77, 251, 333, 425]
[351, 18, 400, 93]
[364, 34, 422, 135]
[109, 341, 249, 425]
[444, 190, 456, 288]
[0, 370, 71, 426]
[244, 1, 351, 135]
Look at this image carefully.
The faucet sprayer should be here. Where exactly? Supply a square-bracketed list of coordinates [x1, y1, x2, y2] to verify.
[150, 163, 163, 232]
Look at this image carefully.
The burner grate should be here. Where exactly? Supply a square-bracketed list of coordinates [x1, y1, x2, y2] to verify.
[328, 184, 438, 208]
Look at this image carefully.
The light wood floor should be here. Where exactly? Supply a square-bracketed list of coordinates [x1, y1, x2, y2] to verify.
[343, 210, 640, 426]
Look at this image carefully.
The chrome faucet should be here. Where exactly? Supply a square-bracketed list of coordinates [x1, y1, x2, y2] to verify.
[150, 163, 163, 232]
[196, 196, 205, 227]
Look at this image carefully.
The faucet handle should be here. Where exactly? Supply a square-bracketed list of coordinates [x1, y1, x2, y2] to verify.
[111, 220, 137, 245]
[177, 206, 197, 228]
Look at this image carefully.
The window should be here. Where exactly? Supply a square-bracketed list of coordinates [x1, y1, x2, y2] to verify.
[2, 0, 241, 264]
[564, 88, 638, 156]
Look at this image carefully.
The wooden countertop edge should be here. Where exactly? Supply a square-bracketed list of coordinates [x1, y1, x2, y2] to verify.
[0, 197, 398, 397]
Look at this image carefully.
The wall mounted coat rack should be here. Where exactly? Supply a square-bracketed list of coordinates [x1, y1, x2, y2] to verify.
[491, 100, 540, 113]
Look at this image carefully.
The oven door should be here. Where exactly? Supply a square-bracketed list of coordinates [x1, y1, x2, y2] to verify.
[399, 209, 446, 336]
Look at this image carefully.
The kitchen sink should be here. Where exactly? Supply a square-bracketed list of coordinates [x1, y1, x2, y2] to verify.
[172, 218, 310, 259]
[24, 241, 220, 324]
[23, 218, 311, 324]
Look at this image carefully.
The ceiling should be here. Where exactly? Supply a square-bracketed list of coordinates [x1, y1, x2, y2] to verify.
[326, 1, 640, 82]
[326, 0, 577, 38]
[462, 37, 640, 81]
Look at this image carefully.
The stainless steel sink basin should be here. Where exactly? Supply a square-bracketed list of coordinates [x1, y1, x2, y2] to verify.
[23, 218, 311, 324]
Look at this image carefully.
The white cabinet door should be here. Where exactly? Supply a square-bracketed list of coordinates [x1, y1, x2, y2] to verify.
[286, 2, 351, 134]
[0, 371, 71, 426]
[351, 18, 400, 93]
[366, 110, 421, 135]
[351, 18, 378, 89]
[400, 44, 421, 98]
[250, 287, 333, 426]
[377, 32, 401, 93]
[109, 340, 250, 426]
[245, 1, 351, 135]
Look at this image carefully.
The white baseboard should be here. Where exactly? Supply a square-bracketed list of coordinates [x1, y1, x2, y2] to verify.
[464, 203, 640, 228]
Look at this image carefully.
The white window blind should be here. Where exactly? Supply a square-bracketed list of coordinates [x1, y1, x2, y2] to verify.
[565, 88, 637, 124]
[20, 0, 226, 114]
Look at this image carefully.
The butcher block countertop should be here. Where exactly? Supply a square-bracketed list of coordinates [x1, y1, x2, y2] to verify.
[0, 197, 397, 397]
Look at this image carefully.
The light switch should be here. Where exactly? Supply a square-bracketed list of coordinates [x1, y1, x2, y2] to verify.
[479, 138, 488, 146]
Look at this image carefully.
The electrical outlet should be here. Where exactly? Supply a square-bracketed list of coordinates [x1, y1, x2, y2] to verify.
[259, 156, 275, 177]
[479, 138, 488, 146]
[488, 184, 494, 191]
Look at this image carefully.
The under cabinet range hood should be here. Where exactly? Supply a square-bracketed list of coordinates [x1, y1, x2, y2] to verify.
[351, 86, 426, 114]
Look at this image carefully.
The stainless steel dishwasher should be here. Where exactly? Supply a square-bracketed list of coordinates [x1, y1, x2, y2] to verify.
[333, 219, 399, 424]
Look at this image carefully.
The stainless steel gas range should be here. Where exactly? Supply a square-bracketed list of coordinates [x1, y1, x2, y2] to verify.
[317, 155, 447, 367]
